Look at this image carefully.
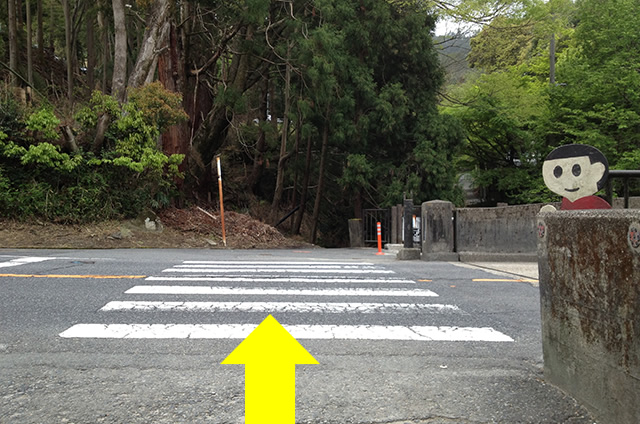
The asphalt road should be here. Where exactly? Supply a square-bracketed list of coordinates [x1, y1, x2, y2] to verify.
[0, 248, 595, 424]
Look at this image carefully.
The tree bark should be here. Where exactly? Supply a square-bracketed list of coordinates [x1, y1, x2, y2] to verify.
[549, 33, 556, 85]
[8, 0, 18, 87]
[86, 8, 96, 91]
[158, 23, 189, 164]
[191, 25, 254, 187]
[310, 120, 329, 244]
[127, 0, 171, 90]
[61, 125, 79, 152]
[26, 0, 33, 99]
[270, 49, 293, 224]
[292, 133, 311, 235]
[111, 0, 127, 102]
[247, 77, 269, 192]
[36, 0, 43, 60]
[63, 0, 73, 101]
[97, 10, 108, 93]
[93, 0, 127, 152]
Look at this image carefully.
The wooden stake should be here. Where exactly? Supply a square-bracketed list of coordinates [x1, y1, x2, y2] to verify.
[216, 155, 227, 246]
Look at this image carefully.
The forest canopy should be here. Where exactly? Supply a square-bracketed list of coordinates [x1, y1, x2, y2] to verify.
[1, 0, 638, 245]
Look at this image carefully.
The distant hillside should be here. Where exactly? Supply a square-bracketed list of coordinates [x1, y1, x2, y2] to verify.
[434, 35, 473, 85]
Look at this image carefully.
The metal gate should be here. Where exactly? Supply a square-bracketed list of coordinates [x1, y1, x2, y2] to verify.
[363, 209, 391, 245]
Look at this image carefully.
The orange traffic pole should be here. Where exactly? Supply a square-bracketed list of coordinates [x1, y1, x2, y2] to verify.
[216, 155, 227, 247]
[375, 222, 384, 255]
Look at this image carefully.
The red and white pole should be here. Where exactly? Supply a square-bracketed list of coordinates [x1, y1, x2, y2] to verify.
[376, 222, 384, 255]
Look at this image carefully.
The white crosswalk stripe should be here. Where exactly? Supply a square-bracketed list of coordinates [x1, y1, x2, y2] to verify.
[60, 323, 514, 342]
[100, 300, 461, 313]
[59, 260, 514, 342]
[125, 285, 439, 297]
[0, 256, 55, 268]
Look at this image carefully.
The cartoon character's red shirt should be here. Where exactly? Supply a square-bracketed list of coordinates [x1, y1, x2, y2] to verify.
[561, 195, 611, 210]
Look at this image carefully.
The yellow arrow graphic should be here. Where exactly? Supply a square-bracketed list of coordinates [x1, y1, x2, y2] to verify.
[222, 314, 318, 423]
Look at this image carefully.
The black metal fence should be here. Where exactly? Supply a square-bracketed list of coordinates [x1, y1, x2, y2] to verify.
[606, 170, 640, 208]
[363, 209, 391, 245]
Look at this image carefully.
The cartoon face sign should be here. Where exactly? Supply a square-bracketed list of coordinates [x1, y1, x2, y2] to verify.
[542, 144, 609, 202]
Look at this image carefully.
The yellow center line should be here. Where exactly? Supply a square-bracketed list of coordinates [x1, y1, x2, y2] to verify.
[473, 278, 539, 283]
[0, 273, 147, 279]
[417, 279, 432, 282]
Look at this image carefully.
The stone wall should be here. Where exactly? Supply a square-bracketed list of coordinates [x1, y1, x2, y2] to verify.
[537, 210, 640, 424]
[417, 197, 640, 261]
[455, 203, 547, 260]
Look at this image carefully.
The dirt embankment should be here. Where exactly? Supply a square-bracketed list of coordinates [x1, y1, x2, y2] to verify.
[0, 206, 311, 250]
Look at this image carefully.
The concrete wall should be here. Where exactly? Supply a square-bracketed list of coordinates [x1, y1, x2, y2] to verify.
[537, 210, 640, 424]
[455, 203, 553, 261]
[612, 196, 640, 209]
[417, 197, 640, 261]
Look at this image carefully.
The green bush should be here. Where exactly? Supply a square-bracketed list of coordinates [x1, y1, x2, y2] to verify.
[0, 83, 187, 223]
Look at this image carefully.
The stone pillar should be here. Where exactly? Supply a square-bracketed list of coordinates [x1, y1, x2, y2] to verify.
[391, 206, 399, 244]
[348, 219, 364, 248]
[538, 209, 640, 424]
[403, 199, 414, 249]
[397, 199, 420, 260]
[421, 200, 458, 261]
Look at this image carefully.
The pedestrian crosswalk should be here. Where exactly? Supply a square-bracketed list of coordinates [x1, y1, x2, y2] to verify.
[59, 260, 514, 342]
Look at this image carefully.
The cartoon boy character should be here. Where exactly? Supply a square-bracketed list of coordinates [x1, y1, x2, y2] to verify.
[542, 144, 611, 210]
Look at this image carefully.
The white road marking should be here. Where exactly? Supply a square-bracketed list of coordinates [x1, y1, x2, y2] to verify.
[59, 323, 513, 342]
[183, 261, 374, 265]
[162, 268, 395, 274]
[100, 301, 459, 313]
[173, 264, 377, 269]
[126, 285, 439, 297]
[145, 276, 415, 284]
[0, 257, 55, 268]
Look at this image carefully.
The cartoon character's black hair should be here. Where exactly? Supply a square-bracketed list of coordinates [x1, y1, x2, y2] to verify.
[544, 144, 609, 191]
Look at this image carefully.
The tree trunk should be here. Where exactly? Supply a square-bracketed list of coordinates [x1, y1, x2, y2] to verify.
[247, 77, 269, 192]
[191, 25, 253, 188]
[93, 0, 127, 152]
[127, 0, 171, 90]
[26, 0, 33, 90]
[36, 0, 43, 60]
[70, 0, 85, 85]
[270, 50, 292, 224]
[111, 0, 127, 102]
[293, 134, 312, 235]
[8, 0, 18, 87]
[310, 121, 329, 244]
[158, 23, 189, 163]
[550, 33, 556, 85]
[86, 9, 96, 91]
[288, 115, 302, 232]
[48, 0, 54, 51]
[97, 10, 108, 93]
[61, 125, 79, 152]
[63, 0, 73, 101]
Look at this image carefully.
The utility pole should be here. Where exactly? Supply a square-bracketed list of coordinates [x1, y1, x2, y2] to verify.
[550, 33, 556, 85]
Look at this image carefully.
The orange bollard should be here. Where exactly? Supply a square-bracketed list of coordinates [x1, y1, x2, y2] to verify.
[375, 222, 384, 255]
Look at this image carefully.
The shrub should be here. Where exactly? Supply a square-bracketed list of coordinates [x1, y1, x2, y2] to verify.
[0, 83, 187, 223]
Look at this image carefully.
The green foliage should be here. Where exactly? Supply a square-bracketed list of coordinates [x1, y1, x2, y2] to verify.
[294, 0, 462, 210]
[549, 0, 640, 169]
[443, 0, 640, 205]
[25, 108, 61, 141]
[468, 17, 535, 72]
[20, 143, 81, 172]
[75, 91, 120, 129]
[0, 83, 187, 222]
[126, 82, 189, 132]
[443, 66, 549, 204]
[338, 154, 374, 191]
